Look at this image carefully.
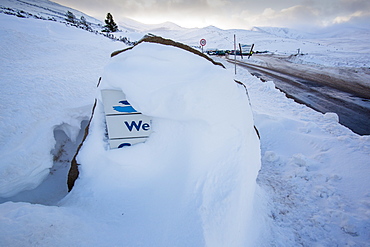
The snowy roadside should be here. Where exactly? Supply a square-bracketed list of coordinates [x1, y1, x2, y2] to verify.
[220, 58, 370, 246]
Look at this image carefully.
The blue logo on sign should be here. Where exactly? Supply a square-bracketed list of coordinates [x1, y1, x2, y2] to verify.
[112, 100, 137, 113]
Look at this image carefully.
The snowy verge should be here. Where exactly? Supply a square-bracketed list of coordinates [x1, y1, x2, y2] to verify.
[228, 60, 370, 246]
[0, 14, 125, 197]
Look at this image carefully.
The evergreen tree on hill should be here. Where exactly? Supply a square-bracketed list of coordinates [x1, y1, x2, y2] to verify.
[102, 13, 118, 33]
[80, 16, 91, 30]
[65, 11, 76, 24]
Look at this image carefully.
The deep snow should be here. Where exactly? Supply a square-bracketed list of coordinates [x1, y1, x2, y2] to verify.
[1, 0, 370, 246]
[231, 64, 370, 246]
[67, 40, 261, 246]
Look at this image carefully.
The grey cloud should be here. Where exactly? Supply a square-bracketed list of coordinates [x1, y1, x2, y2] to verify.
[340, 0, 370, 12]
[54, 0, 370, 29]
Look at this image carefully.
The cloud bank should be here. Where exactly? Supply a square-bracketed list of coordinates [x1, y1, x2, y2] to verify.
[54, 0, 370, 30]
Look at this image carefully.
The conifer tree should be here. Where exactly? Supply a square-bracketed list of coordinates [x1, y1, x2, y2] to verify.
[102, 13, 118, 33]
[65, 11, 76, 24]
[80, 16, 90, 30]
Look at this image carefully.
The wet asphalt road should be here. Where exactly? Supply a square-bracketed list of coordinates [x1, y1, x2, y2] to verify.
[229, 59, 370, 136]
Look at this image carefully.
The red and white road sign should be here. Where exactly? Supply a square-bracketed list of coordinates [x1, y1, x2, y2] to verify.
[200, 39, 206, 46]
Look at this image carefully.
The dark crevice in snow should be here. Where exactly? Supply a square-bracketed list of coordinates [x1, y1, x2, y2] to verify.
[68, 100, 97, 192]
[0, 120, 88, 206]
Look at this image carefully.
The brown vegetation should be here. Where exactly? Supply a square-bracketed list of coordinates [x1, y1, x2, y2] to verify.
[111, 34, 225, 68]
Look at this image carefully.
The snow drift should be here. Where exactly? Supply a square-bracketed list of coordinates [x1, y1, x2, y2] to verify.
[0, 14, 123, 198]
[68, 35, 261, 246]
[0, 29, 261, 246]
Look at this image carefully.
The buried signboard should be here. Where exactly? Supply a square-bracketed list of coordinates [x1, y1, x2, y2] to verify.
[101, 89, 152, 149]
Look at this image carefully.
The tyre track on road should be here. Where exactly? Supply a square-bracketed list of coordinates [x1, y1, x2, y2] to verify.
[227, 58, 370, 135]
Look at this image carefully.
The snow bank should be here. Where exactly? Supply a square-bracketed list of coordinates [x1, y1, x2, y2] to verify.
[62, 39, 261, 246]
[0, 14, 124, 197]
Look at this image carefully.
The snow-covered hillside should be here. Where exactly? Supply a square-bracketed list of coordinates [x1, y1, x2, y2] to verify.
[0, 0, 101, 26]
[0, 0, 139, 44]
[0, 0, 370, 246]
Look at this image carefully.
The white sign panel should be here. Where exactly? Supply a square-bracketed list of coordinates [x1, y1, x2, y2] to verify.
[101, 89, 152, 149]
[240, 44, 252, 50]
[108, 138, 148, 149]
[105, 114, 152, 139]
[101, 89, 138, 115]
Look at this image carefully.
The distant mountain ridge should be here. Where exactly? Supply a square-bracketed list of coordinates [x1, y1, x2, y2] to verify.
[118, 17, 185, 32]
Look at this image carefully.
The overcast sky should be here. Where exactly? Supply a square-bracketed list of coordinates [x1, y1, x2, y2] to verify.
[54, 0, 370, 30]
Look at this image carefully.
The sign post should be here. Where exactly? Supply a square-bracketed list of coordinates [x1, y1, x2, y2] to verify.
[234, 34, 236, 74]
[200, 38, 206, 53]
[101, 89, 152, 149]
[239, 43, 243, 59]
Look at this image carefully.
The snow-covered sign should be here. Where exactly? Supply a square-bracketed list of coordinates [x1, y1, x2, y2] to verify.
[240, 44, 251, 50]
[101, 89, 152, 149]
[239, 44, 254, 54]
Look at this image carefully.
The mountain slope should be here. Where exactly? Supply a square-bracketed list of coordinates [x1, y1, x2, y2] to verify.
[0, 0, 100, 24]
[118, 16, 185, 32]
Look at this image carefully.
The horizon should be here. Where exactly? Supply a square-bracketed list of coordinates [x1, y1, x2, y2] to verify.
[53, 0, 370, 31]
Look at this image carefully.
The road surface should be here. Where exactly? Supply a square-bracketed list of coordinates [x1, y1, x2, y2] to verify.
[227, 58, 370, 135]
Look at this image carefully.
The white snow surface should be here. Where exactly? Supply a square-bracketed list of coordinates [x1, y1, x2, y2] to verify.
[64, 42, 261, 246]
[0, 14, 123, 197]
[1, 0, 370, 246]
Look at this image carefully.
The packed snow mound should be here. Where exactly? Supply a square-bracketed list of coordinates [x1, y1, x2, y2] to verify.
[0, 14, 124, 198]
[65, 39, 261, 246]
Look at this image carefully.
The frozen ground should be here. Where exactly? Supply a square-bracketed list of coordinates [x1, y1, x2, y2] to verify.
[0, 0, 370, 246]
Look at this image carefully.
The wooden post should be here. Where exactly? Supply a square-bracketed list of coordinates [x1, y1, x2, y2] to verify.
[239, 43, 243, 59]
